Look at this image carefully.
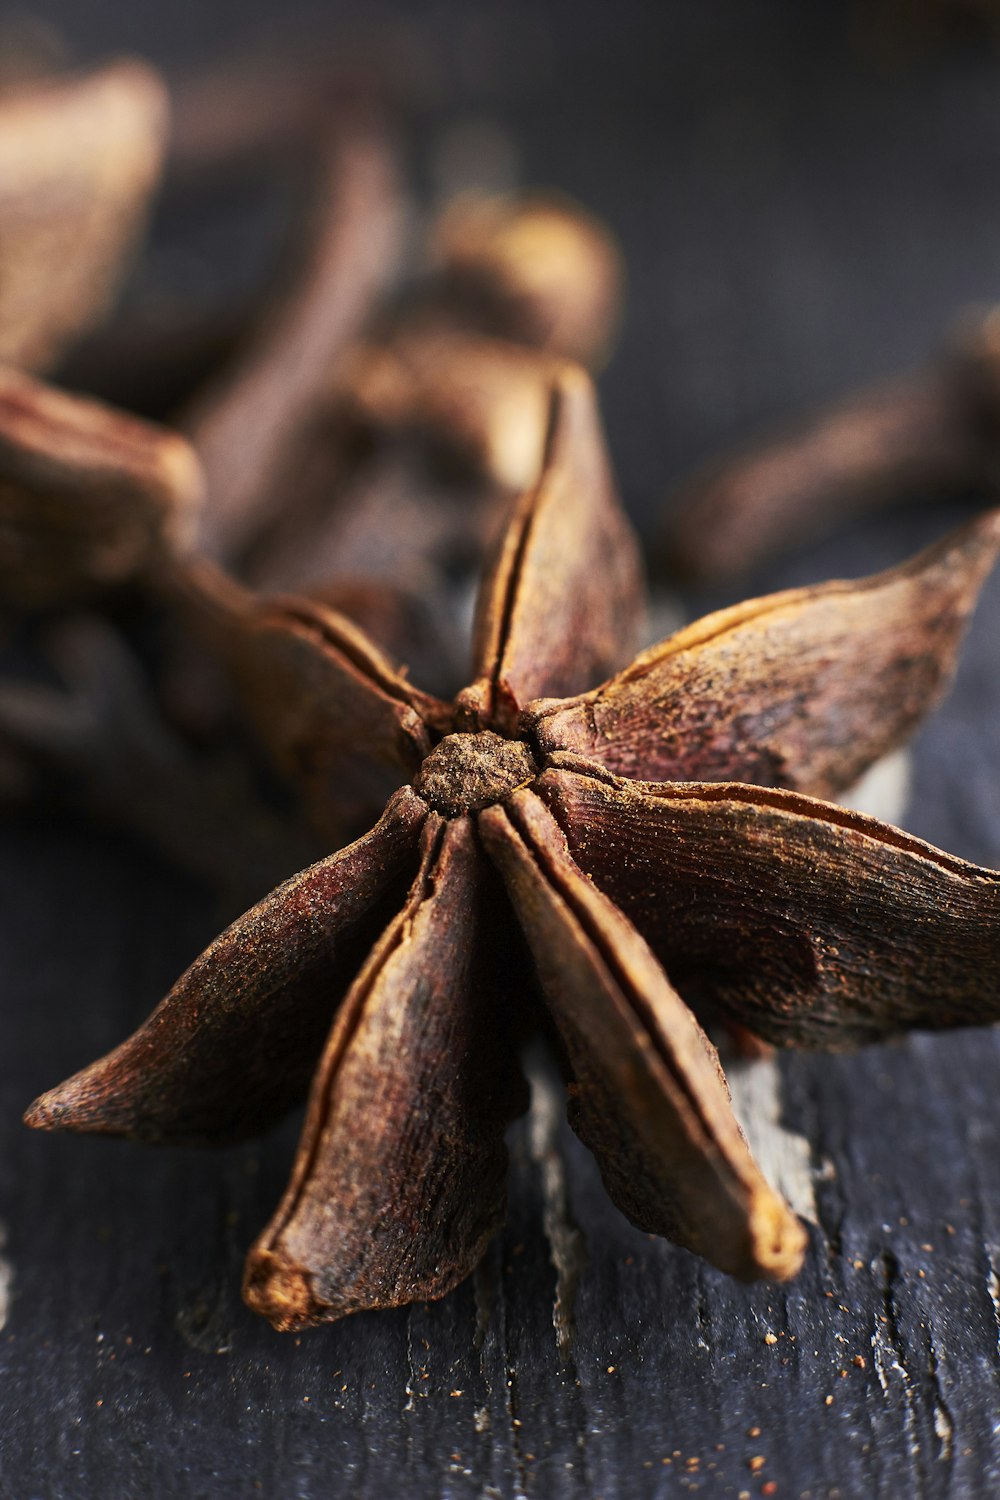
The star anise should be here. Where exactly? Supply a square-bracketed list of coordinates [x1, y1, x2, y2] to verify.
[0, 59, 168, 374]
[660, 301, 1000, 583]
[25, 364, 1000, 1330]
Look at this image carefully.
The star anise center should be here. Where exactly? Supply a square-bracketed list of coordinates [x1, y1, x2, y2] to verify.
[415, 730, 537, 816]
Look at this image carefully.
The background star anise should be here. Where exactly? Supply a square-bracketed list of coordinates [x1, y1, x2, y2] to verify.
[0, 57, 626, 897]
[0, 59, 168, 374]
[659, 300, 1000, 586]
[26, 365, 1000, 1329]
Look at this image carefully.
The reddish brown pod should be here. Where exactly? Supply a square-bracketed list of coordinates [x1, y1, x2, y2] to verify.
[430, 191, 624, 369]
[0, 367, 201, 609]
[0, 60, 169, 373]
[226, 184, 627, 593]
[26, 365, 1000, 1329]
[660, 303, 1000, 583]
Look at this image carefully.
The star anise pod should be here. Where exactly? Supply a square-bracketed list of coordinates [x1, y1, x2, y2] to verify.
[1, 47, 624, 620]
[660, 301, 1000, 583]
[219, 186, 624, 591]
[0, 361, 463, 856]
[0, 50, 622, 893]
[0, 59, 169, 374]
[25, 363, 1000, 1330]
[0, 612, 326, 907]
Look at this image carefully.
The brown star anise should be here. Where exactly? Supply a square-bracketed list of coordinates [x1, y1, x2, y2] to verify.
[660, 301, 1000, 584]
[0, 59, 168, 375]
[25, 365, 1000, 1330]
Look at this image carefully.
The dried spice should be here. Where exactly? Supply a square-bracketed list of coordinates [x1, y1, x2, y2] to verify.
[0, 59, 169, 373]
[0, 367, 202, 609]
[0, 614, 325, 905]
[184, 118, 406, 562]
[428, 192, 623, 368]
[335, 190, 623, 479]
[0, 49, 621, 894]
[0, 49, 623, 610]
[25, 365, 1000, 1329]
[0, 365, 455, 847]
[660, 303, 1000, 582]
[336, 329, 559, 495]
[232, 187, 624, 592]
[53, 52, 378, 421]
[241, 336, 556, 604]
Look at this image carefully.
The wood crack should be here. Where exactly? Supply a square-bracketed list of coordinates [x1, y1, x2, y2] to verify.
[926, 1330, 955, 1469]
[870, 1249, 956, 1495]
[525, 1053, 588, 1359]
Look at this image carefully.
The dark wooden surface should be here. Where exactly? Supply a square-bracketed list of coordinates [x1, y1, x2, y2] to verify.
[5, 3, 1000, 1496]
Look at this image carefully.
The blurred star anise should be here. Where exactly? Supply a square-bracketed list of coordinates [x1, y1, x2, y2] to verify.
[660, 300, 1000, 585]
[0, 59, 168, 373]
[0, 47, 627, 893]
[26, 366, 1000, 1330]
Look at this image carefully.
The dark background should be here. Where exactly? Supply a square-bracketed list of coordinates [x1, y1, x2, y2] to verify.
[4, 2, 1000, 1496]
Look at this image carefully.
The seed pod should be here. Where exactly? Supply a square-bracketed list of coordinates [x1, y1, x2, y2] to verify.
[0, 367, 202, 610]
[0, 59, 169, 372]
[339, 328, 557, 492]
[430, 192, 623, 368]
